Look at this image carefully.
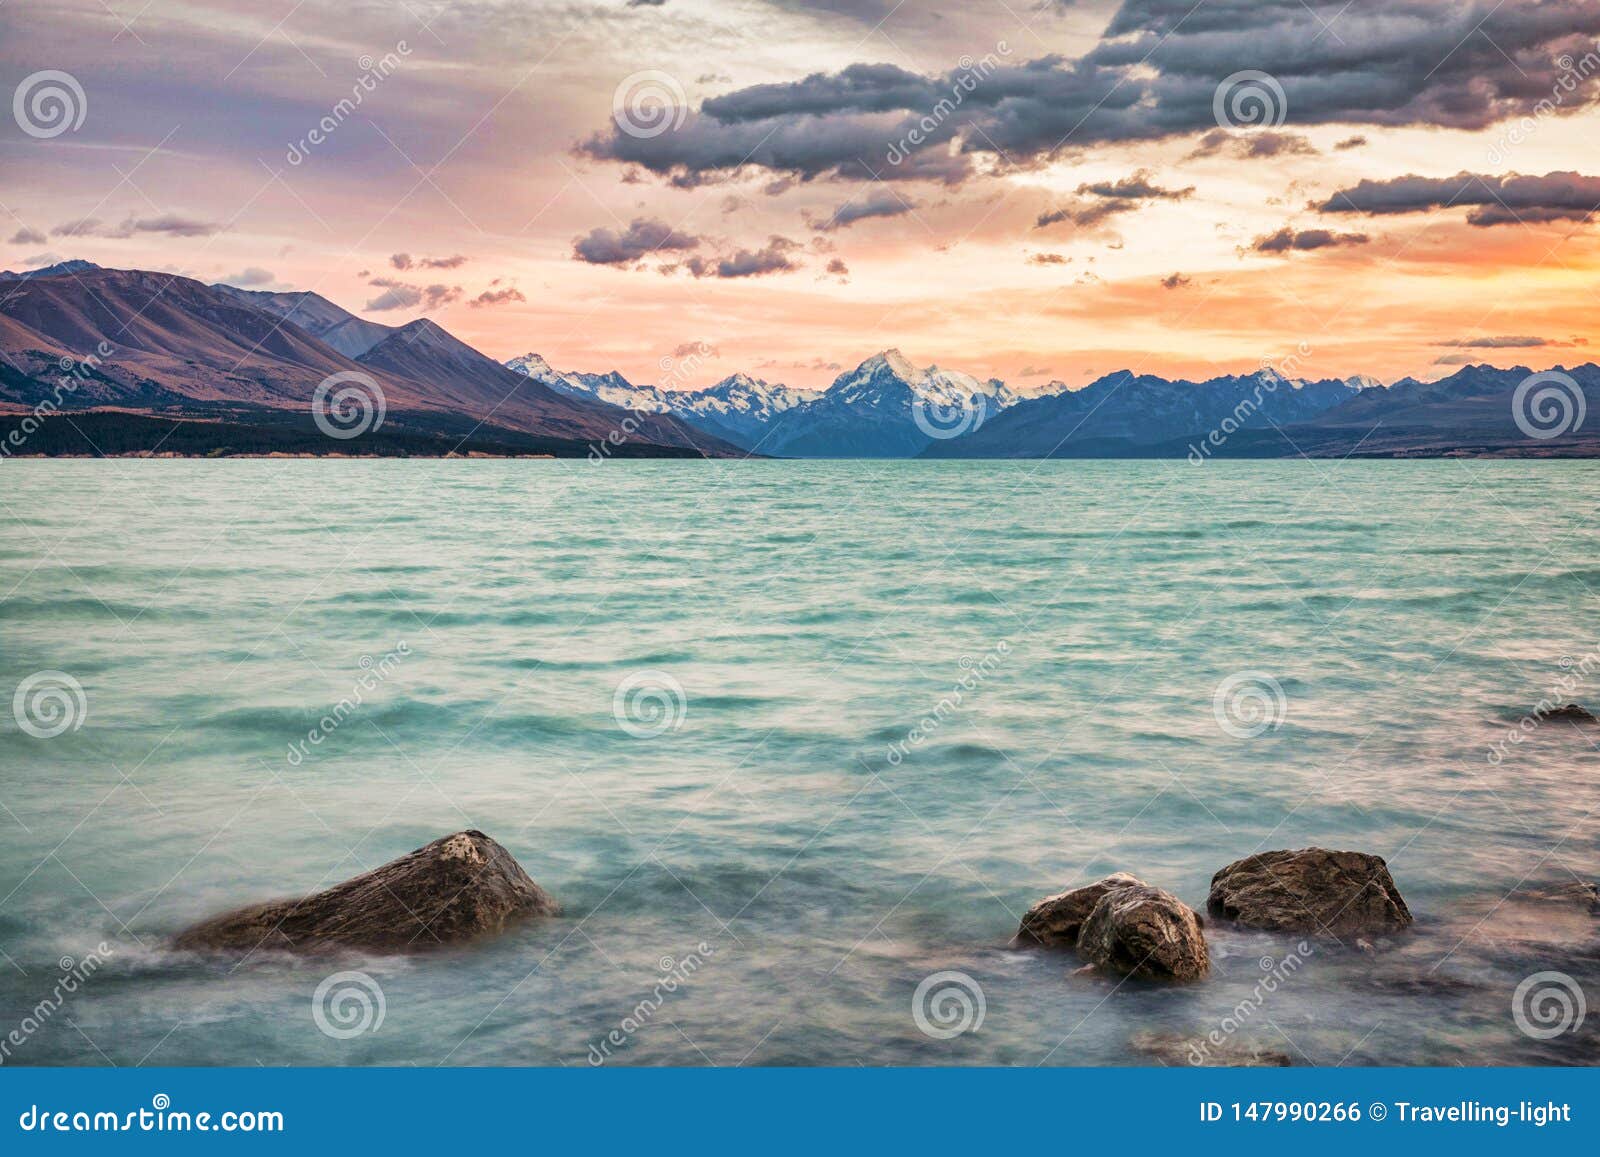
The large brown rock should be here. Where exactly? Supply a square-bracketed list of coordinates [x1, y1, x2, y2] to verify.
[1014, 872, 1147, 948]
[174, 830, 559, 954]
[1077, 884, 1210, 982]
[1207, 847, 1411, 938]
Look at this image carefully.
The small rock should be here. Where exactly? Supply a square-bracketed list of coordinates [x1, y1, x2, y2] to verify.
[1207, 847, 1412, 938]
[1014, 872, 1147, 948]
[1535, 703, 1598, 723]
[174, 830, 559, 955]
[1077, 884, 1210, 982]
[1131, 1030, 1291, 1067]
[1520, 880, 1600, 914]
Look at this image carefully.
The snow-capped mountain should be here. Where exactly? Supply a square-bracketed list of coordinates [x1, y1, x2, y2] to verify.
[761, 349, 1019, 457]
[505, 353, 818, 450]
[505, 348, 1016, 456]
[665, 373, 822, 448]
[504, 348, 1013, 456]
[922, 368, 1375, 458]
[507, 352, 662, 408]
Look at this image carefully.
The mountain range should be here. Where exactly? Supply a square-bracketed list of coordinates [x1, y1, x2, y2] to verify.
[3, 260, 1597, 459]
[511, 347, 1018, 456]
[0, 262, 737, 457]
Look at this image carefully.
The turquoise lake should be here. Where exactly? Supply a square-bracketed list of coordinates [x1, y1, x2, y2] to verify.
[0, 458, 1596, 1066]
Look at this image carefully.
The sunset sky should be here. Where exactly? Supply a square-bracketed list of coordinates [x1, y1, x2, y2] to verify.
[5, 0, 1600, 392]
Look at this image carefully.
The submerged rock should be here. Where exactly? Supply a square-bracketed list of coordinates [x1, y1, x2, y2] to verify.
[1207, 848, 1411, 938]
[174, 830, 559, 954]
[1520, 880, 1600, 914]
[1077, 884, 1210, 982]
[1535, 702, 1598, 723]
[1130, 1030, 1291, 1067]
[1014, 872, 1148, 948]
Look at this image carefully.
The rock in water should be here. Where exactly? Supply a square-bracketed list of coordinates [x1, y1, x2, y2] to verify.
[1077, 885, 1210, 981]
[1014, 872, 1148, 948]
[1520, 880, 1600, 914]
[175, 830, 559, 954]
[1536, 702, 1598, 723]
[1207, 847, 1411, 937]
[1130, 1030, 1291, 1067]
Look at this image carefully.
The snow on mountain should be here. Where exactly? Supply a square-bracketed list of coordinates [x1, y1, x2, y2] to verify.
[922, 367, 1370, 458]
[502, 348, 1391, 458]
[505, 354, 819, 449]
[761, 349, 1018, 457]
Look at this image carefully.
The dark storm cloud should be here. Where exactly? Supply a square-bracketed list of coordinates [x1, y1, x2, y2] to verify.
[579, 107, 970, 184]
[805, 188, 917, 231]
[1317, 171, 1600, 227]
[8, 228, 47, 245]
[1251, 227, 1370, 253]
[702, 63, 936, 122]
[572, 218, 704, 265]
[578, 1, 1600, 187]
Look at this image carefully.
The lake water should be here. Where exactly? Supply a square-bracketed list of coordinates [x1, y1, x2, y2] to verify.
[1, 458, 1597, 1067]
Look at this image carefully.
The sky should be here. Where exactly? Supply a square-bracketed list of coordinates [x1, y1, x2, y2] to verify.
[4, 0, 1600, 392]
